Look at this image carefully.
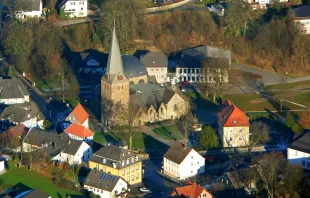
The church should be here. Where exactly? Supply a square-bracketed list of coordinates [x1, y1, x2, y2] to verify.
[101, 24, 187, 125]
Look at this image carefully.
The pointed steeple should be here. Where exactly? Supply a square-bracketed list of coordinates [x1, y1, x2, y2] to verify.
[104, 21, 128, 83]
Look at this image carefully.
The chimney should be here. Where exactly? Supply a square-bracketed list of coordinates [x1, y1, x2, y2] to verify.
[182, 141, 187, 149]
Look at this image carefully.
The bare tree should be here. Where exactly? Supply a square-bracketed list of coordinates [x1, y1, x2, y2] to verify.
[59, 59, 70, 103]
[120, 104, 141, 150]
[202, 58, 229, 101]
[101, 97, 123, 127]
[177, 109, 194, 145]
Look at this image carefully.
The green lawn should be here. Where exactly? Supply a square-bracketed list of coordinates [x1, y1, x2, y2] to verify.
[292, 91, 310, 107]
[93, 131, 107, 145]
[224, 93, 303, 112]
[0, 161, 80, 198]
[265, 80, 310, 90]
[152, 125, 183, 140]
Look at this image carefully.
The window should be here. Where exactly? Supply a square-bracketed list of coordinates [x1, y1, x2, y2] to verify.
[127, 160, 129, 164]
[127, 177, 130, 182]
[79, 1, 84, 5]
[127, 168, 130, 173]
[161, 107, 164, 113]
[174, 104, 178, 111]
[132, 166, 134, 172]
[96, 165, 99, 170]
[103, 158, 106, 163]
[179, 69, 182, 73]
[136, 173, 139, 179]
[122, 169, 125, 175]
[239, 138, 242, 140]
[295, 150, 298, 156]
[131, 158, 134, 163]
[196, 69, 199, 73]
[70, 2, 75, 5]
[302, 160, 306, 166]
[136, 164, 139, 170]
[183, 69, 186, 73]
[131, 175, 134, 180]
[136, 156, 138, 161]
[81, 8, 83, 10]
[150, 109, 153, 115]
[122, 161, 124, 166]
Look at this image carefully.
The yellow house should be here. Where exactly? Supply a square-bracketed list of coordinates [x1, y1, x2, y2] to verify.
[89, 145, 142, 185]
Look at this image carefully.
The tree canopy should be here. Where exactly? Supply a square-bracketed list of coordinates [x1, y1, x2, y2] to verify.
[199, 126, 219, 149]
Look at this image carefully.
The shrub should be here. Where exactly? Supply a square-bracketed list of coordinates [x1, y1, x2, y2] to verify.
[292, 124, 304, 133]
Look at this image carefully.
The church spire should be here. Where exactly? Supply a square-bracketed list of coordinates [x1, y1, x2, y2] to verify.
[104, 20, 127, 83]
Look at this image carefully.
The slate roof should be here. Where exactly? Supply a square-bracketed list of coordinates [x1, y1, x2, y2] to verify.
[171, 181, 213, 198]
[84, 170, 124, 192]
[140, 51, 168, 68]
[163, 142, 193, 164]
[288, 131, 310, 154]
[0, 106, 37, 123]
[129, 83, 177, 110]
[0, 124, 27, 146]
[65, 123, 94, 138]
[217, 100, 249, 127]
[226, 170, 245, 189]
[89, 145, 139, 169]
[23, 189, 51, 198]
[122, 55, 148, 78]
[78, 52, 105, 68]
[16, 0, 41, 12]
[0, 79, 29, 99]
[70, 104, 89, 125]
[293, 5, 310, 18]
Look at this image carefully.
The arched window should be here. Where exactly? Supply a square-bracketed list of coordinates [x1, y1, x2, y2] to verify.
[130, 81, 134, 85]
[138, 79, 145, 84]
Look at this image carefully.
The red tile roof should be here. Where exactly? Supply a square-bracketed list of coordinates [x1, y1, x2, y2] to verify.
[71, 104, 89, 124]
[0, 124, 26, 144]
[65, 123, 94, 138]
[217, 100, 249, 127]
[171, 181, 214, 198]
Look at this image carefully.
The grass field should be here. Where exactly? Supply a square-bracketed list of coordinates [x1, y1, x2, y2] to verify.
[152, 125, 183, 140]
[265, 80, 310, 90]
[0, 161, 80, 198]
[224, 93, 304, 112]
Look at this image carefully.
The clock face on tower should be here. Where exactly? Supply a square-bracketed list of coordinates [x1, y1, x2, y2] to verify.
[118, 75, 123, 80]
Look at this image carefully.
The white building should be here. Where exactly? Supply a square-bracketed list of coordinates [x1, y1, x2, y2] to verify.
[173, 45, 231, 84]
[0, 160, 5, 173]
[293, 5, 310, 34]
[15, 0, 43, 19]
[64, 103, 89, 129]
[84, 170, 128, 198]
[53, 140, 92, 165]
[163, 142, 205, 180]
[77, 52, 105, 74]
[0, 79, 30, 105]
[140, 51, 168, 84]
[58, 0, 88, 18]
[64, 123, 94, 143]
[287, 132, 310, 170]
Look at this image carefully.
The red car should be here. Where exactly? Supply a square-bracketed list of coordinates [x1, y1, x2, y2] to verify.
[180, 81, 190, 85]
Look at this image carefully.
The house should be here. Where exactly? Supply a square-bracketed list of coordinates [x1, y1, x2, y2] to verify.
[64, 103, 89, 129]
[140, 51, 168, 84]
[0, 79, 30, 105]
[75, 52, 105, 74]
[101, 24, 187, 125]
[0, 124, 27, 150]
[163, 142, 205, 180]
[20, 189, 51, 198]
[58, 0, 88, 18]
[287, 131, 310, 170]
[170, 180, 214, 198]
[173, 45, 231, 84]
[64, 123, 94, 143]
[0, 106, 40, 129]
[89, 145, 142, 185]
[209, 4, 225, 16]
[0, 159, 5, 173]
[216, 100, 250, 148]
[84, 170, 128, 198]
[23, 128, 92, 165]
[293, 5, 310, 34]
[14, 0, 43, 19]
[246, 0, 289, 10]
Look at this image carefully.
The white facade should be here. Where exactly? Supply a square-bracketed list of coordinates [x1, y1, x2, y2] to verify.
[163, 149, 205, 180]
[15, 0, 43, 19]
[295, 19, 310, 34]
[146, 67, 167, 84]
[82, 118, 89, 129]
[287, 148, 310, 170]
[61, 0, 88, 18]
[66, 132, 93, 143]
[0, 160, 5, 172]
[79, 58, 104, 74]
[84, 178, 128, 198]
[0, 95, 29, 105]
[218, 126, 250, 148]
[174, 67, 229, 84]
[53, 141, 92, 165]
[22, 117, 38, 128]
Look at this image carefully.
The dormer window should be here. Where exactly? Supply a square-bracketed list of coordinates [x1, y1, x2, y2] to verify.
[103, 158, 106, 164]
[152, 60, 155, 64]
[233, 120, 236, 124]
[131, 158, 134, 163]
[122, 161, 124, 166]
[127, 160, 129, 164]
[136, 156, 138, 161]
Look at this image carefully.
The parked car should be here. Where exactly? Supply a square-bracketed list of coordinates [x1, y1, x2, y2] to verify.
[180, 81, 190, 85]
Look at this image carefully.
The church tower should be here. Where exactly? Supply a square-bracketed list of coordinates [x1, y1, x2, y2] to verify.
[101, 23, 130, 105]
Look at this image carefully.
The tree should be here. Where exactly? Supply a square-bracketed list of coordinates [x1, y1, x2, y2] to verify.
[298, 109, 310, 129]
[100, 0, 146, 50]
[281, 162, 303, 197]
[199, 126, 219, 149]
[285, 111, 295, 129]
[43, 120, 53, 130]
[244, 121, 269, 152]
[255, 152, 285, 198]
[203, 58, 229, 101]
[177, 109, 193, 145]
[101, 97, 123, 127]
[58, 59, 70, 103]
[120, 104, 141, 150]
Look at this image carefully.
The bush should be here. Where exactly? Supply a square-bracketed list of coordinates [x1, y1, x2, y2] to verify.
[43, 120, 53, 130]
[292, 124, 304, 133]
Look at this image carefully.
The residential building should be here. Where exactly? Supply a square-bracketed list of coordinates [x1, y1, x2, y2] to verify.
[140, 51, 168, 84]
[75, 52, 105, 74]
[163, 142, 205, 180]
[216, 100, 250, 148]
[65, 103, 89, 129]
[209, 3, 225, 16]
[170, 180, 214, 198]
[0, 124, 27, 150]
[23, 128, 92, 165]
[89, 145, 142, 185]
[246, 0, 289, 10]
[0, 160, 5, 173]
[287, 132, 310, 170]
[0, 106, 40, 129]
[58, 0, 88, 18]
[293, 5, 310, 34]
[64, 123, 94, 143]
[20, 189, 51, 198]
[101, 24, 187, 124]
[0, 79, 30, 105]
[173, 45, 231, 84]
[84, 170, 128, 198]
[15, 0, 43, 19]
